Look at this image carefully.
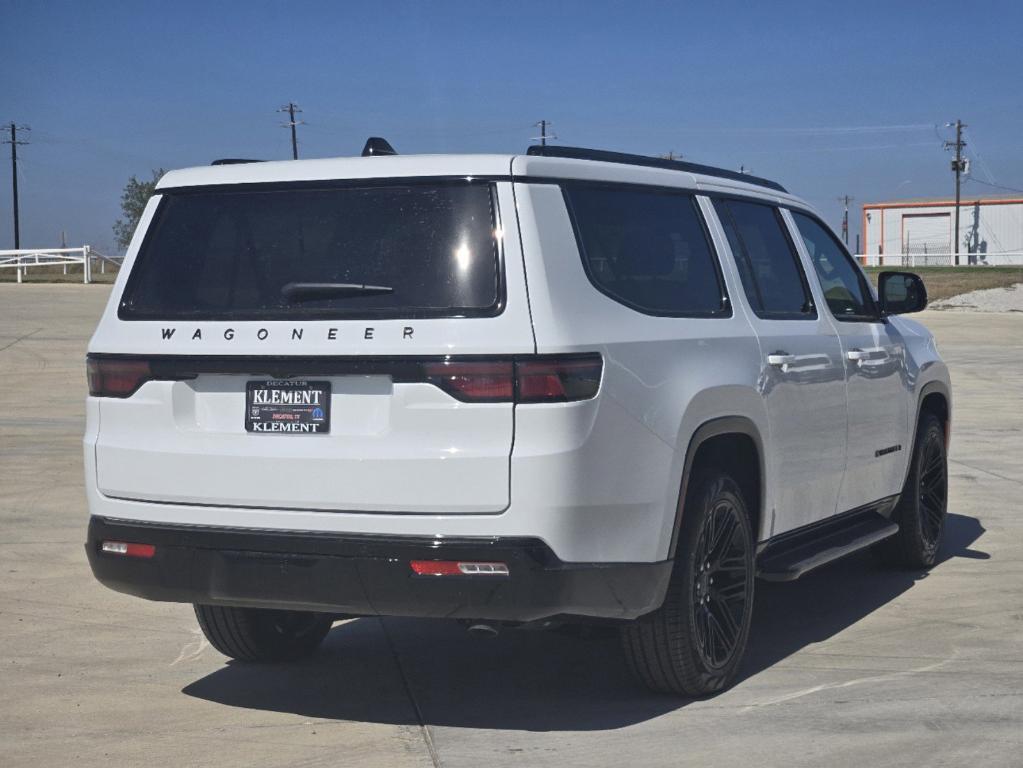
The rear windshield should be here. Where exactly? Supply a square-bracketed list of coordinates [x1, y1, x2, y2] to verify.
[119, 182, 501, 320]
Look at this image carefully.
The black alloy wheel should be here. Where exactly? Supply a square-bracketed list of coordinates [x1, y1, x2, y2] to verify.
[917, 424, 948, 552]
[691, 497, 752, 670]
[621, 467, 755, 695]
[875, 411, 948, 569]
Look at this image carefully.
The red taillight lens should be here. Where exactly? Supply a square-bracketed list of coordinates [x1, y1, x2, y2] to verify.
[420, 355, 602, 403]
[87, 357, 153, 398]
[422, 361, 514, 402]
[516, 355, 602, 403]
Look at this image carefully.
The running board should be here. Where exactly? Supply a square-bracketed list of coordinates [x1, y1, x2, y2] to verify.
[756, 508, 899, 582]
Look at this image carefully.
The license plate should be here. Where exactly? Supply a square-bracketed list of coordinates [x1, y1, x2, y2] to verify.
[245, 380, 331, 434]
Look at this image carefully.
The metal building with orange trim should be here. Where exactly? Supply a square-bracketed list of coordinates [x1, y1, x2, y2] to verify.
[861, 194, 1023, 265]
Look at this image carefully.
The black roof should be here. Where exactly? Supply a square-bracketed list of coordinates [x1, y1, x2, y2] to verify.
[525, 145, 787, 193]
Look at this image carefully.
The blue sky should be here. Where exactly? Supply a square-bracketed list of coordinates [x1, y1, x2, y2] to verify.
[2, 0, 1021, 253]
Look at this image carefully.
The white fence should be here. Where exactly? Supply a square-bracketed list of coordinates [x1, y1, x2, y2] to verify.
[0, 247, 122, 283]
[856, 252, 1023, 268]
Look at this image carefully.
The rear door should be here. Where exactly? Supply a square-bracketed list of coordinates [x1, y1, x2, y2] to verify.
[710, 198, 847, 536]
[787, 210, 910, 510]
[89, 179, 534, 514]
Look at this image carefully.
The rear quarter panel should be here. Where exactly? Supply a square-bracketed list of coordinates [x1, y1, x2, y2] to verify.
[513, 183, 770, 560]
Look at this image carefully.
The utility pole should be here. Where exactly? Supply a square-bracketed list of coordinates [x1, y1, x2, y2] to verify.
[533, 120, 556, 147]
[944, 120, 967, 265]
[278, 102, 304, 159]
[2, 122, 30, 249]
[837, 195, 854, 245]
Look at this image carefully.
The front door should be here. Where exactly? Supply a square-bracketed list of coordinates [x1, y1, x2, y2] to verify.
[787, 210, 910, 512]
[710, 198, 848, 537]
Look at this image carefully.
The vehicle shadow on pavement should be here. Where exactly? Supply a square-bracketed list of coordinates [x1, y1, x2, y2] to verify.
[181, 513, 986, 731]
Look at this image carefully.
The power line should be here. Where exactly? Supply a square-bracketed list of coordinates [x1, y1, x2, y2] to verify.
[962, 127, 1000, 187]
[964, 177, 1023, 195]
[2, 122, 30, 249]
[675, 123, 935, 136]
[278, 102, 304, 159]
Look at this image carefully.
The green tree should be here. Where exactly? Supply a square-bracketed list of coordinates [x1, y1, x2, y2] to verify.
[113, 169, 165, 251]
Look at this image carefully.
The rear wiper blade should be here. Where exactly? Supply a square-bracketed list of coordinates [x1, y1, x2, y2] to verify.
[281, 282, 394, 302]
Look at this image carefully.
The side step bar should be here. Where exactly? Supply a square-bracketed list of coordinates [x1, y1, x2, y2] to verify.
[756, 505, 899, 582]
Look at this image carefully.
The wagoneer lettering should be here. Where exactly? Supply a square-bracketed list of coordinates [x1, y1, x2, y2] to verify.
[85, 144, 950, 695]
[160, 325, 418, 342]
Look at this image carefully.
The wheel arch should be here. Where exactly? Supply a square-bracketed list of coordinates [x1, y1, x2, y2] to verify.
[918, 380, 950, 433]
[898, 379, 951, 494]
[668, 416, 766, 559]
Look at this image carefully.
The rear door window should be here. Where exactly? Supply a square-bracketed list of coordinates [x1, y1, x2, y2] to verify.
[562, 183, 728, 317]
[119, 182, 501, 320]
[714, 199, 816, 319]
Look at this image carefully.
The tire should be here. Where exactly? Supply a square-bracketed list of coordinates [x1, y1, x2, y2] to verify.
[194, 604, 333, 662]
[875, 412, 948, 569]
[621, 467, 755, 696]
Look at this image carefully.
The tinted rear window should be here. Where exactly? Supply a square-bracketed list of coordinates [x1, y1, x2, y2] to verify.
[119, 182, 501, 320]
[714, 199, 815, 320]
[563, 184, 728, 317]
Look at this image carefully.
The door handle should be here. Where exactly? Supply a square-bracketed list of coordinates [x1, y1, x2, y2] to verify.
[767, 353, 796, 367]
[846, 349, 868, 362]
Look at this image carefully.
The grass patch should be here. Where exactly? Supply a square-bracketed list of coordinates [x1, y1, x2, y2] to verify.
[0, 264, 119, 284]
[864, 266, 1023, 302]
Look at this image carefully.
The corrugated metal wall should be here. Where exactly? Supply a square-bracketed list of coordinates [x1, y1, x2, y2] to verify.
[863, 200, 1023, 263]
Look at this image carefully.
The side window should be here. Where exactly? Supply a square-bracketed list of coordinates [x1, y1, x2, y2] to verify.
[562, 184, 728, 317]
[714, 199, 815, 319]
[791, 211, 876, 320]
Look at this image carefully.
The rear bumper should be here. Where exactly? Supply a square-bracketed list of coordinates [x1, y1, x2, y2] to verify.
[86, 516, 671, 623]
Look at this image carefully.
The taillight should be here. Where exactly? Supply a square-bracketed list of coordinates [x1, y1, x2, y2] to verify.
[422, 361, 515, 402]
[421, 355, 602, 403]
[84, 353, 603, 402]
[516, 355, 602, 403]
[87, 357, 153, 398]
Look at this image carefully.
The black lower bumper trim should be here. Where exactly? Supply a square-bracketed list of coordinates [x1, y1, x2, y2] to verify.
[86, 517, 671, 623]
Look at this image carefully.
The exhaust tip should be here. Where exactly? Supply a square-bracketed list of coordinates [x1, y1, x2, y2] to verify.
[466, 623, 499, 637]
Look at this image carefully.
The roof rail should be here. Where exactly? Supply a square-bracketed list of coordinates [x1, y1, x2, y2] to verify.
[210, 158, 265, 166]
[525, 145, 787, 193]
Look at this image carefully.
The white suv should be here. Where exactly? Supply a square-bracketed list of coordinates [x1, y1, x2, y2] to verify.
[85, 143, 950, 695]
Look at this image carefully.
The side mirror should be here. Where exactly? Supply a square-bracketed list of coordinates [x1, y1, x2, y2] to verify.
[878, 271, 928, 315]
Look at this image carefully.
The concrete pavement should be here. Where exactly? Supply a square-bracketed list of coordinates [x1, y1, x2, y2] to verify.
[1, 283, 1020, 767]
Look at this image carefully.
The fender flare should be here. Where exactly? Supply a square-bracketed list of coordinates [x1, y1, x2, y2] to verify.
[900, 379, 952, 491]
[667, 415, 766, 559]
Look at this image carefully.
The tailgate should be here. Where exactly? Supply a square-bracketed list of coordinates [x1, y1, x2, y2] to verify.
[94, 362, 514, 513]
[89, 178, 534, 515]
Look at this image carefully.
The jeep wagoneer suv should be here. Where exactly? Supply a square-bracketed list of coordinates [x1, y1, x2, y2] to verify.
[85, 142, 950, 695]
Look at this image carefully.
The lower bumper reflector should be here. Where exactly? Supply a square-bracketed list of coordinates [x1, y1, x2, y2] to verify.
[410, 560, 509, 576]
[101, 541, 156, 559]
